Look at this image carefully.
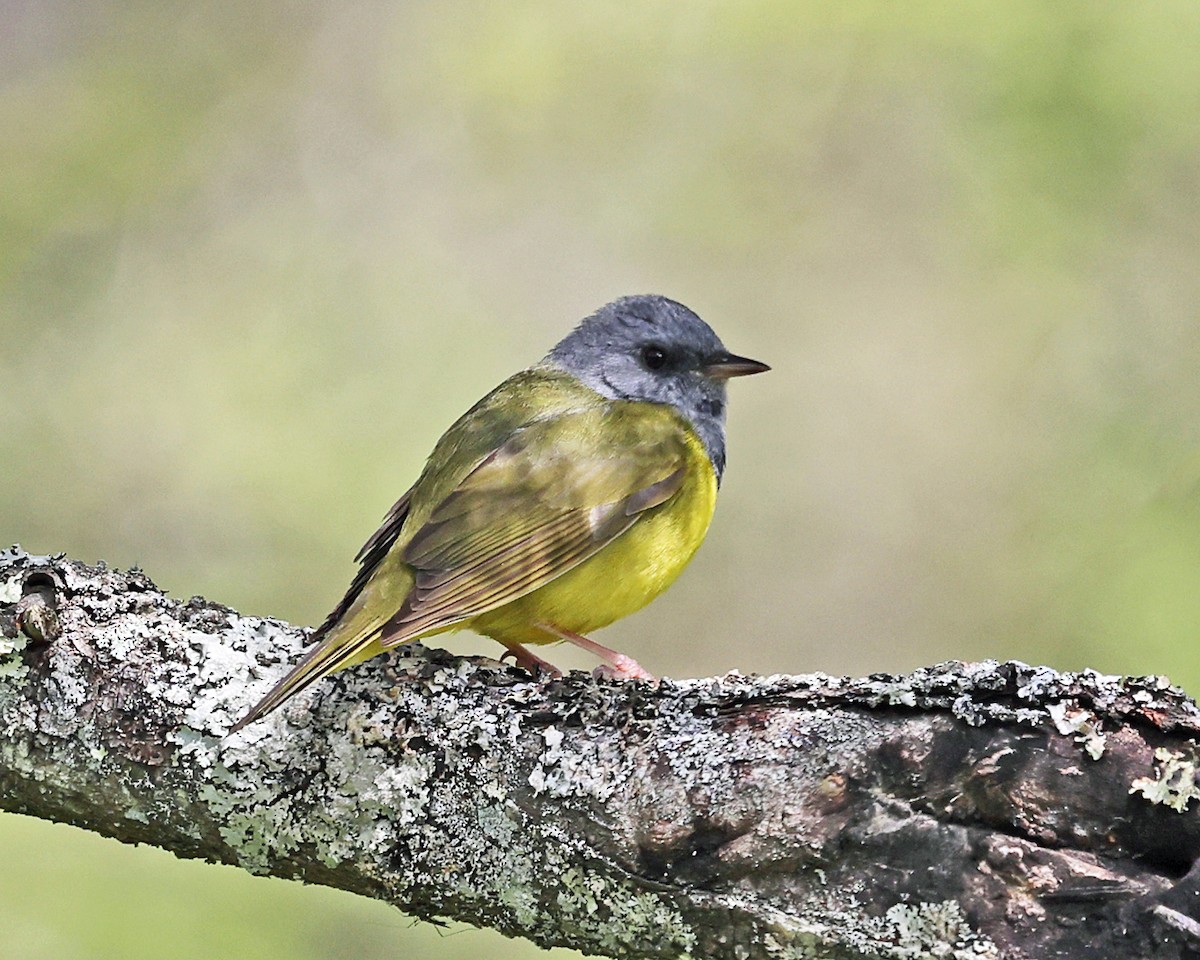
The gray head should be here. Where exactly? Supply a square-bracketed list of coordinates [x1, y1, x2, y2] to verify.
[544, 295, 768, 480]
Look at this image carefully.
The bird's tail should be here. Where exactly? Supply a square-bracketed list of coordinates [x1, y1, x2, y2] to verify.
[228, 599, 392, 733]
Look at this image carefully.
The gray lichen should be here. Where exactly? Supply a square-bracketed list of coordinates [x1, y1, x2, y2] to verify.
[1046, 701, 1107, 760]
[0, 569, 29, 681]
[879, 901, 999, 959]
[1130, 748, 1200, 813]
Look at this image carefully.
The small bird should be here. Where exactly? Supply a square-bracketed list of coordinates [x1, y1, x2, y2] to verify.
[232, 295, 768, 731]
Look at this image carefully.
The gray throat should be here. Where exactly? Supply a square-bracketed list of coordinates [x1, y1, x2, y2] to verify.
[689, 411, 727, 485]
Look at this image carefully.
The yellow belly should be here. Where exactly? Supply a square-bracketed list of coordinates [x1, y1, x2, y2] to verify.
[469, 439, 719, 647]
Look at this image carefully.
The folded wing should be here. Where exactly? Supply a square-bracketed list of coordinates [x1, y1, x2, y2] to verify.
[379, 407, 688, 644]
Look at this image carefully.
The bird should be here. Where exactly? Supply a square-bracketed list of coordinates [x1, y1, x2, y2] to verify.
[231, 295, 768, 731]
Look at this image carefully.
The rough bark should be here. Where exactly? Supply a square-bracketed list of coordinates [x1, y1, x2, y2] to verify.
[2, 547, 1200, 959]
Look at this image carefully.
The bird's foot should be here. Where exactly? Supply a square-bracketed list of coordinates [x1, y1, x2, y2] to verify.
[535, 622, 657, 683]
[591, 655, 656, 682]
[500, 642, 563, 678]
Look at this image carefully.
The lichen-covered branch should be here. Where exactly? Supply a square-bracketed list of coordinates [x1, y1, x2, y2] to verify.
[3, 548, 1200, 959]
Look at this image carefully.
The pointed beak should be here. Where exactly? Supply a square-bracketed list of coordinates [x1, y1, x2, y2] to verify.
[700, 352, 771, 380]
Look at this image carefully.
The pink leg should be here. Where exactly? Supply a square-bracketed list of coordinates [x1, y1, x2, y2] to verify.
[535, 623, 656, 682]
[499, 640, 563, 678]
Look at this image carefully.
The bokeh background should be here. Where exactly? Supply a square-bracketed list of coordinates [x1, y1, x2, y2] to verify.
[4, 2, 1200, 957]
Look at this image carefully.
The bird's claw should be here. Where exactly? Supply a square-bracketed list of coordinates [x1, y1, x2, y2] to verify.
[591, 654, 656, 682]
[500, 646, 563, 678]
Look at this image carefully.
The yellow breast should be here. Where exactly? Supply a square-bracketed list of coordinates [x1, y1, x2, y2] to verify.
[470, 426, 719, 647]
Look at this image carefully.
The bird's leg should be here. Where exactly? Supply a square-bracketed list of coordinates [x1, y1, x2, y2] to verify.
[535, 623, 657, 682]
[498, 640, 563, 678]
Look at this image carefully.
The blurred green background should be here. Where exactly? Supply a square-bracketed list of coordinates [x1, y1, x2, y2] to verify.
[4, 1, 1200, 957]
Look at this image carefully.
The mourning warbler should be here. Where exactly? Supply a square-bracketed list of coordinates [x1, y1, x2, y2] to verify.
[233, 295, 768, 730]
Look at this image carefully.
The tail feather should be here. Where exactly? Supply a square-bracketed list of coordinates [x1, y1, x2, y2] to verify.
[228, 549, 421, 733]
[228, 619, 383, 734]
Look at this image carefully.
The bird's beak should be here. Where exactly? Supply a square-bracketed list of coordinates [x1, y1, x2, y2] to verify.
[701, 353, 771, 380]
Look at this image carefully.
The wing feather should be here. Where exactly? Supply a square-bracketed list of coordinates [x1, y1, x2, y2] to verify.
[308, 488, 414, 642]
[388, 513, 609, 638]
[375, 410, 689, 647]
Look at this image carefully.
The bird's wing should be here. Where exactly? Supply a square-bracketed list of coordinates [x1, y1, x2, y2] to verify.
[307, 488, 414, 643]
[378, 403, 689, 644]
[308, 368, 597, 645]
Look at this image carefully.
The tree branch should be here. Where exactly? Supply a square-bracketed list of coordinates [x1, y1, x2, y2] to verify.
[2, 547, 1200, 959]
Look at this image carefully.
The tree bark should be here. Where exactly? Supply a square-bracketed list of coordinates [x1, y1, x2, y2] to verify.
[2, 546, 1200, 959]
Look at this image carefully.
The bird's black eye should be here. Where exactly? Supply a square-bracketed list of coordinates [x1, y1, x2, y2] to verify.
[640, 345, 668, 370]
